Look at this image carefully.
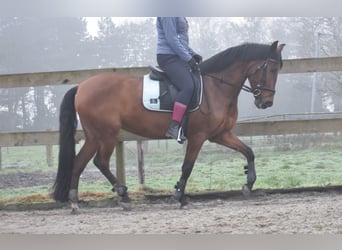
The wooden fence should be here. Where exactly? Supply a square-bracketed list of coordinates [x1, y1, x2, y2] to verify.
[1, 57, 342, 183]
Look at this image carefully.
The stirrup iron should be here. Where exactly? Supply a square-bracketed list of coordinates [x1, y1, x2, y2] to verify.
[177, 127, 187, 144]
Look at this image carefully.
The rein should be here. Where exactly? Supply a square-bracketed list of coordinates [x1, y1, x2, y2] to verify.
[204, 58, 278, 98]
[204, 73, 254, 95]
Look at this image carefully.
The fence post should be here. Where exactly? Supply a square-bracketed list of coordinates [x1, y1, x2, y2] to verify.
[116, 141, 126, 185]
[46, 145, 53, 167]
[137, 140, 145, 186]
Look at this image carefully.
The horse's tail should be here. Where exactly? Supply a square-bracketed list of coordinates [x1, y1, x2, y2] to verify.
[52, 86, 78, 202]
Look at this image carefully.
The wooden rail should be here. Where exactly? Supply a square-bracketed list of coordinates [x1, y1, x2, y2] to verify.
[280, 56, 342, 74]
[1, 56, 342, 180]
[0, 118, 341, 147]
[1, 57, 342, 89]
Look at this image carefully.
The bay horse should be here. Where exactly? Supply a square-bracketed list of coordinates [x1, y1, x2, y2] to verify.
[52, 41, 285, 212]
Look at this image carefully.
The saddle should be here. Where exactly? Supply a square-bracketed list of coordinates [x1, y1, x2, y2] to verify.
[142, 65, 203, 113]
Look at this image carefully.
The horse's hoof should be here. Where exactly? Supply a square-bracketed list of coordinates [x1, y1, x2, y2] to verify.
[180, 204, 189, 210]
[242, 184, 252, 196]
[174, 190, 182, 201]
[119, 196, 132, 211]
[121, 195, 131, 203]
[70, 202, 80, 215]
[178, 196, 189, 209]
[120, 202, 132, 211]
[71, 207, 80, 215]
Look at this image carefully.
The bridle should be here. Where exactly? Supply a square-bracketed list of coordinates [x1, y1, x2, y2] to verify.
[205, 58, 279, 98]
[246, 58, 278, 97]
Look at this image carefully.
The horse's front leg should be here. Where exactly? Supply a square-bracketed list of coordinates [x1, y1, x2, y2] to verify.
[175, 138, 206, 209]
[174, 161, 194, 208]
[211, 131, 256, 194]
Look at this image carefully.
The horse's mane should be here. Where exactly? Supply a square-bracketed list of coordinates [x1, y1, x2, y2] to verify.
[199, 43, 282, 74]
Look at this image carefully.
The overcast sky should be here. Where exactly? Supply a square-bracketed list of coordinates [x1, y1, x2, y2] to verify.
[85, 17, 152, 37]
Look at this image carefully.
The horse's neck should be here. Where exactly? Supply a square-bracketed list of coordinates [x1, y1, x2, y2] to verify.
[203, 64, 248, 114]
[203, 76, 239, 114]
[207, 65, 247, 96]
[222, 63, 249, 86]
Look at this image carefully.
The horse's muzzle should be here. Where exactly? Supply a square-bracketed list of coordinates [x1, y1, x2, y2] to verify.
[255, 99, 273, 109]
[262, 100, 273, 109]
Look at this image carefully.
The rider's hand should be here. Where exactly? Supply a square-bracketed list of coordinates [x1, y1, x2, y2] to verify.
[193, 54, 203, 64]
[188, 58, 200, 72]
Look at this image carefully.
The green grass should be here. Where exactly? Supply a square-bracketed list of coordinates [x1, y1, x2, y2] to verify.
[0, 186, 51, 200]
[1, 138, 342, 202]
[0, 146, 55, 174]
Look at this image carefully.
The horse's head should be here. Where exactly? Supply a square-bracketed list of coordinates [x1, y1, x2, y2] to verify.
[247, 41, 285, 109]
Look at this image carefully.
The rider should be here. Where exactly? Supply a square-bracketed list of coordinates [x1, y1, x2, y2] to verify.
[156, 17, 202, 143]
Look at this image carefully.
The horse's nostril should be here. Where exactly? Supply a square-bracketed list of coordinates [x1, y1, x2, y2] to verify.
[262, 101, 273, 109]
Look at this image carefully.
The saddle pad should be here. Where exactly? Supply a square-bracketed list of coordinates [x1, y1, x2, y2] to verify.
[142, 75, 167, 111]
[142, 74, 203, 112]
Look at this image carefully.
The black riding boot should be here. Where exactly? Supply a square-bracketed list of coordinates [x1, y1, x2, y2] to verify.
[166, 121, 186, 144]
[166, 120, 180, 138]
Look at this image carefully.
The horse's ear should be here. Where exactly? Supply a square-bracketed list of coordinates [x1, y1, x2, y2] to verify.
[268, 41, 278, 57]
[270, 41, 279, 53]
[277, 43, 286, 53]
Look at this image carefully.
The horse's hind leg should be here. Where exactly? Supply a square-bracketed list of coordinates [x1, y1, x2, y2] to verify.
[69, 139, 98, 214]
[93, 139, 131, 209]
